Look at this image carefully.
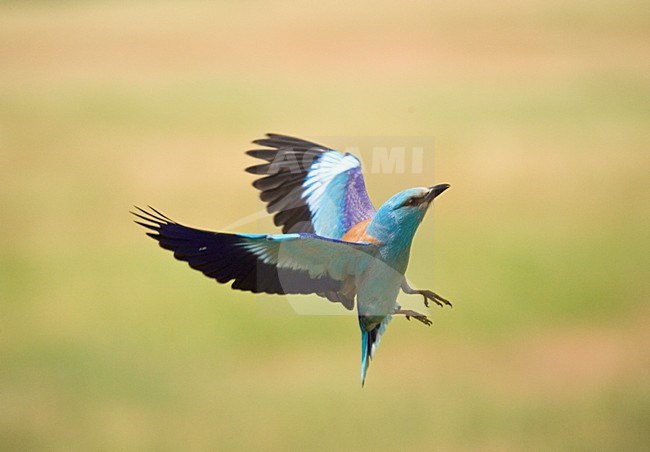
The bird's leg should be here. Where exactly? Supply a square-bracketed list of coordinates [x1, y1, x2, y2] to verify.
[401, 280, 453, 308]
[393, 308, 432, 326]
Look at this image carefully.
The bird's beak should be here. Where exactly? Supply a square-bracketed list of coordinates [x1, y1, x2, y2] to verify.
[425, 183, 450, 203]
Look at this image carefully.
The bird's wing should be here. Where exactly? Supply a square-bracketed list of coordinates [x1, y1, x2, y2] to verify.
[133, 207, 377, 308]
[246, 133, 376, 238]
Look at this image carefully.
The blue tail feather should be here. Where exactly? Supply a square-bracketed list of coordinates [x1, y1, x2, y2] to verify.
[360, 315, 392, 387]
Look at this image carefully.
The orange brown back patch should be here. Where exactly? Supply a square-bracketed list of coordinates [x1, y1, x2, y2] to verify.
[342, 219, 379, 244]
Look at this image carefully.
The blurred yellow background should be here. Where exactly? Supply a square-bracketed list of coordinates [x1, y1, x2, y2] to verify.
[1, 0, 648, 450]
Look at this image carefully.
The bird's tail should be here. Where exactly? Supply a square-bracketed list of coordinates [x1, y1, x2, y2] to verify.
[359, 315, 392, 387]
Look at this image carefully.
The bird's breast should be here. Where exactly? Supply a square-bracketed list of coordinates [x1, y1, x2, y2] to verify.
[355, 260, 403, 317]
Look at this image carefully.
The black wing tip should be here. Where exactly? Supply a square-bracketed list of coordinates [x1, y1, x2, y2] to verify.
[131, 205, 177, 230]
[145, 205, 174, 222]
[259, 132, 293, 141]
[251, 134, 285, 147]
[145, 231, 161, 241]
[133, 219, 159, 232]
[251, 133, 326, 152]
[245, 163, 271, 175]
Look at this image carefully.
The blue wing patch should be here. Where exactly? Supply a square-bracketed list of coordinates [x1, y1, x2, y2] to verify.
[246, 134, 376, 238]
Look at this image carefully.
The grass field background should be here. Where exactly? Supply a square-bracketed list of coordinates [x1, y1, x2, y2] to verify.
[1, 0, 649, 450]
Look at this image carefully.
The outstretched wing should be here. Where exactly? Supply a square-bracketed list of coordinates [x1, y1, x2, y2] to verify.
[246, 134, 376, 238]
[132, 207, 377, 309]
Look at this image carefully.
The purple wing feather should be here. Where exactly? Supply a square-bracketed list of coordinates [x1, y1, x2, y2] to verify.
[344, 167, 376, 229]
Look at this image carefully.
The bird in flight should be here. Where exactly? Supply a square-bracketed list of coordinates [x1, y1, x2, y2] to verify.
[133, 134, 452, 385]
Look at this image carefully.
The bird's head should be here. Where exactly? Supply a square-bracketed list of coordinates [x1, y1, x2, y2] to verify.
[385, 184, 450, 213]
[368, 184, 450, 244]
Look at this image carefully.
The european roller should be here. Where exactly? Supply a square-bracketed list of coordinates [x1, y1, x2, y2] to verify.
[133, 134, 452, 386]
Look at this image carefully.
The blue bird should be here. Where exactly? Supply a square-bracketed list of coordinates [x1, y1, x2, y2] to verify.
[133, 134, 452, 385]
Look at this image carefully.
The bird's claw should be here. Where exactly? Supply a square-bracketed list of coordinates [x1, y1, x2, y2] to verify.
[395, 309, 432, 326]
[416, 289, 452, 308]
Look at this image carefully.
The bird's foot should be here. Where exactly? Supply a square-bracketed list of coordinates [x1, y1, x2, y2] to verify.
[394, 309, 432, 326]
[412, 289, 452, 308]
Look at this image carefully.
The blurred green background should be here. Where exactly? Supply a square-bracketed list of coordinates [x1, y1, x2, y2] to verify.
[1, 0, 649, 450]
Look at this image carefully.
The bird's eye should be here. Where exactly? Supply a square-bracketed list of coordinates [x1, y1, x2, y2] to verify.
[404, 197, 418, 207]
